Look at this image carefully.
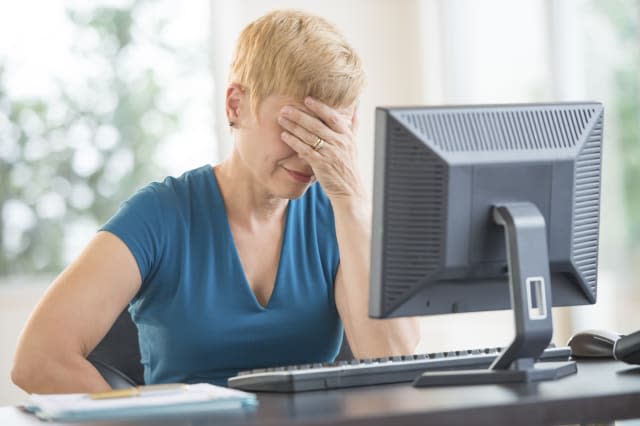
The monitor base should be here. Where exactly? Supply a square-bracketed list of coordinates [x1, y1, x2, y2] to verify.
[413, 360, 577, 387]
[413, 203, 577, 388]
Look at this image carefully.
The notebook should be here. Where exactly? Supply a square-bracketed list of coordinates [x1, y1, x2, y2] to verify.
[24, 383, 258, 421]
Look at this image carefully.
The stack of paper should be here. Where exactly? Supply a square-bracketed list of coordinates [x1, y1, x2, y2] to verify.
[24, 383, 258, 421]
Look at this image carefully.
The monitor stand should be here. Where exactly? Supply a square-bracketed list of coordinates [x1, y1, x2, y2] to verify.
[414, 202, 577, 387]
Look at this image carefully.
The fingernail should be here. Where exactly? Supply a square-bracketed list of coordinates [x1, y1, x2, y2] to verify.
[281, 107, 291, 116]
[305, 97, 313, 106]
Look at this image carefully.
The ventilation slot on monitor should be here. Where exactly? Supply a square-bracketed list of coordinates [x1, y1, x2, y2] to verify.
[382, 122, 445, 312]
[571, 114, 602, 301]
[400, 106, 596, 152]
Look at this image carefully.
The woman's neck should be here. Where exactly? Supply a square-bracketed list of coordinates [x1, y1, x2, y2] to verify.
[213, 153, 288, 229]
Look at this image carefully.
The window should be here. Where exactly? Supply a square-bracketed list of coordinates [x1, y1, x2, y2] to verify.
[0, 0, 212, 276]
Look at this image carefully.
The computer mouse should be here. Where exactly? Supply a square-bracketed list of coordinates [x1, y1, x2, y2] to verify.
[567, 329, 621, 358]
[614, 330, 640, 365]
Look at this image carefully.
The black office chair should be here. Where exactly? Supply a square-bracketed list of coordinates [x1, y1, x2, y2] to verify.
[88, 309, 354, 389]
[87, 309, 144, 388]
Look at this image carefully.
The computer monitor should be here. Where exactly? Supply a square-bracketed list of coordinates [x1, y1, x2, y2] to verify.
[369, 102, 604, 386]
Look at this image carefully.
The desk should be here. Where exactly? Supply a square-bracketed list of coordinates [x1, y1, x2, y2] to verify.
[2, 359, 640, 425]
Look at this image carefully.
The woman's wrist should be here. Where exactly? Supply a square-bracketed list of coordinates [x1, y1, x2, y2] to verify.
[330, 191, 371, 224]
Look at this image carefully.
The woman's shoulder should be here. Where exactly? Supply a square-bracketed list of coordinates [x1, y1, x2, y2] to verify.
[149, 164, 213, 195]
[133, 165, 216, 205]
[110, 165, 219, 228]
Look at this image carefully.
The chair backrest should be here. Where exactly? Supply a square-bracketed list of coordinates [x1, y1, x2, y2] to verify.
[88, 309, 144, 388]
[89, 309, 354, 389]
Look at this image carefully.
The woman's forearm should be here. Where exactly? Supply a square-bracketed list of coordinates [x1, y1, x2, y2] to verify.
[331, 196, 420, 358]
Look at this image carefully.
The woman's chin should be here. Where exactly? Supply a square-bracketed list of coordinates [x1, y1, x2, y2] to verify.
[273, 180, 312, 200]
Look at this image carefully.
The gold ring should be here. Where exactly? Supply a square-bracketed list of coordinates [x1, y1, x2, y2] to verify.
[312, 137, 325, 151]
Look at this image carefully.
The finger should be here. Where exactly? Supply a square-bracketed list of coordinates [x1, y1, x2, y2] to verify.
[303, 97, 350, 134]
[280, 131, 323, 162]
[278, 116, 335, 149]
[280, 106, 338, 144]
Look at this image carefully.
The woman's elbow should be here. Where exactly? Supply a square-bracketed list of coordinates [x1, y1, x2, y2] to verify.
[12, 333, 63, 393]
[11, 353, 39, 393]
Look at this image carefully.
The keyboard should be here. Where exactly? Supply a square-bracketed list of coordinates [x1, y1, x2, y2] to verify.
[228, 346, 572, 392]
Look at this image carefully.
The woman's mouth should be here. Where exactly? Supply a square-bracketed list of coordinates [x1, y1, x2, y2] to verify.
[284, 167, 314, 183]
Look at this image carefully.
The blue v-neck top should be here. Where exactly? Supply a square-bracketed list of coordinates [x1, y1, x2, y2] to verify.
[100, 165, 343, 385]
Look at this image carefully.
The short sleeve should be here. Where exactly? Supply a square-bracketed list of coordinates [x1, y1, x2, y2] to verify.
[99, 183, 167, 282]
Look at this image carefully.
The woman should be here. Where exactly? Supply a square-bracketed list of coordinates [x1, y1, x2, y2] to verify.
[12, 9, 419, 393]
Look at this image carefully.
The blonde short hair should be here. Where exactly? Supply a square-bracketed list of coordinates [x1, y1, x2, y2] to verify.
[229, 9, 366, 115]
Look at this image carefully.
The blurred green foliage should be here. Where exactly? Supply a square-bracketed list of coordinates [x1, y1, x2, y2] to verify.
[595, 0, 640, 248]
[0, 2, 179, 275]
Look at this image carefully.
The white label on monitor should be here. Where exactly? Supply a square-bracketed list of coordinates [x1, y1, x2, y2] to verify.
[526, 276, 547, 320]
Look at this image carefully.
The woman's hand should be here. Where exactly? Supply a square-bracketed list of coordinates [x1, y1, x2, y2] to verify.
[279, 97, 419, 357]
[278, 97, 366, 204]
